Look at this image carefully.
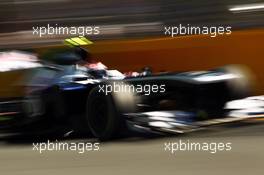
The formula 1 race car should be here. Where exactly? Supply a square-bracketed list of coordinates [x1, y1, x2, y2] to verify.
[0, 38, 258, 140]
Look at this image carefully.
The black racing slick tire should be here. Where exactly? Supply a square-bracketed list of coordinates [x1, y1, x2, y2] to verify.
[86, 86, 127, 141]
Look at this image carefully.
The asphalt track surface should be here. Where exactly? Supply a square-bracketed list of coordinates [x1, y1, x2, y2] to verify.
[0, 121, 263, 175]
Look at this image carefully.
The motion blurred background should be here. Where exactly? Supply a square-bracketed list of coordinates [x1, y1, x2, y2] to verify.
[0, 0, 263, 46]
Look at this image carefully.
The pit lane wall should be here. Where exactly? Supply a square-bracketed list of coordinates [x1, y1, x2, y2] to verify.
[86, 29, 264, 94]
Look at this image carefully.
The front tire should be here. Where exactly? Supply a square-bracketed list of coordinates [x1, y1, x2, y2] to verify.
[86, 86, 126, 140]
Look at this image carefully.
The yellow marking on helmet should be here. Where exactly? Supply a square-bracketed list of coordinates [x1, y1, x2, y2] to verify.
[79, 37, 93, 45]
[65, 38, 79, 46]
[64, 37, 93, 46]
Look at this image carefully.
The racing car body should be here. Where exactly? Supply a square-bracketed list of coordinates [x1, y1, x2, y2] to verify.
[0, 50, 253, 140]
